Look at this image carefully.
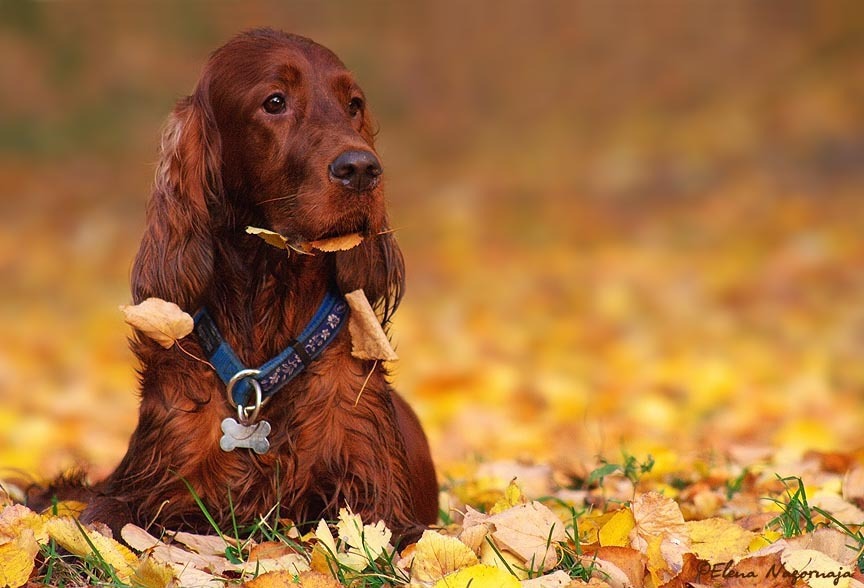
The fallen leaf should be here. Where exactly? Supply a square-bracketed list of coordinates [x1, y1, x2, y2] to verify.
[345, 289, 398, 361]
[411, 529, 479, 584]
[47, 517, 138, 580]
[485, 501, 567, 572]
[244, 570, 341, 588]
[0, 505, 46, 544]
[335, 507, 392, 567]
[489, 479, 524, 514]
[842, 465, 864, 504]
[432, 563, 521, 588]
[130, 555, 177, 588]
[599, 508, 636, 548]
[0, 541, 35, 588]
[520, 570, 573, 587]
[809, 491, 864, 525]
[687, 518, 755, 564]
[630, 492, 690, 584]
[120, 297, 194, 349]
[585, 546, 645, 588]
[781, 548, 856, 588]
[786, 527, 861, 566]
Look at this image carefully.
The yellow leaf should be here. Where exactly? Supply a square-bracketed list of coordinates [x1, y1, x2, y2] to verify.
[433, 563, 521, 588]
[598, 508, 635, 548]
[411, 529, 479, 584]
[47, 500, 87, 518]
[0, 504, 47, 544]
[479, 538, 527, 580]
[307, 233, 364, 252]
[246, 226, 290, 250]
[489, 479, 523, 515]
[46, 517, 138, 580]
[131, 555, 177, 588]
[344, 289, 398, 361]
[687, 518, 755, 564]
[120, 297, 193, 349]
[0, 541, 35, 588]
[748, 530, 781, 552]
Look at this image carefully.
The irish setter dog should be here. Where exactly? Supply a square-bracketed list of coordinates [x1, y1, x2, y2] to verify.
[63, 29, 437, 541]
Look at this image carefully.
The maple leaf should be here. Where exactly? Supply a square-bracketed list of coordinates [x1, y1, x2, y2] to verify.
[120, 297, 194, 349]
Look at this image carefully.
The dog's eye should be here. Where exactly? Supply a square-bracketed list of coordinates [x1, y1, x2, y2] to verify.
[263, 93, 287, 115]
[348, 97, 364, 118]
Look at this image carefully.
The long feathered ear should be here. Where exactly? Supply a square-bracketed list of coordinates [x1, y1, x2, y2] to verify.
[335, 228, 405, 325]
[131, 90, 222, 311]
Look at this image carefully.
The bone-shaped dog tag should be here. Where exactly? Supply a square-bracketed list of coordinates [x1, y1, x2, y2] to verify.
[219, 418, 271, 454]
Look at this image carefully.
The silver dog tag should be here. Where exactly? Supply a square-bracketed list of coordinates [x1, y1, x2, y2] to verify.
[219, 418, 271, 454]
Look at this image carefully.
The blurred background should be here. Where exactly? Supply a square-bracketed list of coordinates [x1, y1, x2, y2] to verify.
[1, 1, 863, 483]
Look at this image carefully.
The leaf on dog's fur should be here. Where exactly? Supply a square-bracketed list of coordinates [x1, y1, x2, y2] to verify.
[246, 226, 290, 250]
[345, 289, 398, 361]
[246, 226, 363, 254]
[120, 298, 194, 349]
[307, 233, 364, 252]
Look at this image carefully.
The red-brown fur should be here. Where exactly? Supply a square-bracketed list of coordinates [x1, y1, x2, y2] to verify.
[69, 29, 437, 541]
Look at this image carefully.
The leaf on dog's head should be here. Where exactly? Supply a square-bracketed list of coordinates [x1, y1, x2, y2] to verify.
[120, 298, 194, 349]
[246, 226, 289, 250]
[307, 233, 364, 252]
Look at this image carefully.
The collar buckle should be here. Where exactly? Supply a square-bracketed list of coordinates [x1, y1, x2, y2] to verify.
[226, 368, 263, 424]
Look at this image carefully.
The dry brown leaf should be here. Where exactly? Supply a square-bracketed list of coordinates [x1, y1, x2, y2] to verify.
[520, 570, 573, 588]
[344, 289, 398, 361]
[630, 492, 689, 585]
[810, 491, 864, 525]
[243, 570, 341, 588]
[307, 233, 364, 252]
[246, 226, 290, 250]
[843, 465, 864, 504]
[781, 547, 856, 588]
[120, 297, 194, 349]
[122, 524, 230, 573]
[786, 527, 862, 566]
[411, 529, 479, 584]
[170, 530, 232, 555]
[586, 546, 645, 588]
[485, 501, 567, 572]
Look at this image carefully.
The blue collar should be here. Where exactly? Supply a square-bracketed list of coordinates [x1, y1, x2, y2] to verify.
[193, 290, 348, 410]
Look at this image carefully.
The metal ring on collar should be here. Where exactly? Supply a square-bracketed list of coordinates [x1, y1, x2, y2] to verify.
[226, 369, 263, 424]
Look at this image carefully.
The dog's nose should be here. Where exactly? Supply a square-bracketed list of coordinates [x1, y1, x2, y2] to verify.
[328, 150, 382, 191]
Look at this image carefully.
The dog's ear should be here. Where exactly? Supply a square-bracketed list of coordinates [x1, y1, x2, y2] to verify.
[131, 88, 221, 311]
[335, 228, 405, 326]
